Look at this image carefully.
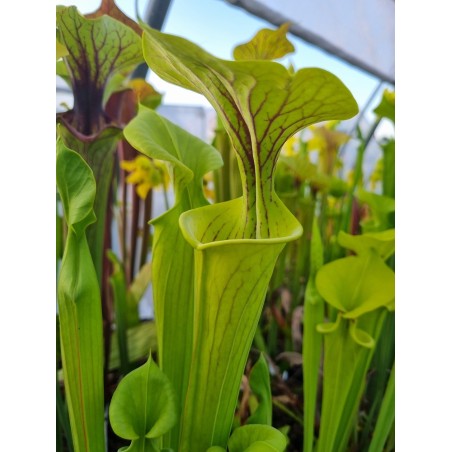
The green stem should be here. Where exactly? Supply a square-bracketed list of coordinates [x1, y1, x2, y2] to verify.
[162, 185, 170, 211]
[56, 139, 106, 452]
[334, 310, 388, 452]
[58, 231, 105, 452]
[59, 125, 121, 284]
[56, 380, 74, 452]
[317, 310, 386, 452]
[129, 190, 140, 282]
[291, 198, 315, 301]
[368, 364, 395, 452]
[363, 312, 395, 445]
[212, 120, 232, 203]
[383, 422, 395, 452]
[152, 193, 196, 451]
[139, 190, 153, 268]
[302, 218, 324, 452]
[177, 197, 301, 451]
[108, 252, 130, 376]
[382, 140, 395, 200]
[119, 156, 128, 276]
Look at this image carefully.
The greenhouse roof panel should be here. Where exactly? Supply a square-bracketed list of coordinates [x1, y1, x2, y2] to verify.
[224, 0, 395, 84]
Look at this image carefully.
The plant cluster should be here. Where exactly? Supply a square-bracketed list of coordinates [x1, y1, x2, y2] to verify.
[56, 2, 395, 451]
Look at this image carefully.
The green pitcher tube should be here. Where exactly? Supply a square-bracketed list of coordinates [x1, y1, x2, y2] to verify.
[178, 197, 302, 451]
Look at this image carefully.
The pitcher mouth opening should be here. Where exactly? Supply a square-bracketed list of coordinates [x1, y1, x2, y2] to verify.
[179, 196, 303, 251]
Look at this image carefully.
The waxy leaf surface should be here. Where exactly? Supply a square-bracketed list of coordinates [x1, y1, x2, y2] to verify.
[315, 253, 395, 319]
[136, 25, 357, 451]
[338, 229, 395, 260]
[368, 364, 395, 452]
[56, 139, 96, 233]
[373, 89, 395, 123]
[302, 219, 325, 452]
[56, 138, 105, 452]
[177, 197, 301, 450]
[318, 318, 374, 451]
[246, 354, 272, 426]
[356, 189, 395, 232]
[124, 105, 223, 206]
[56, 39, 68, 59]
[56, 5, 142, 134]
[141, 25, 358, 237]
[227, 424, 287, 451]
[123, 105, 222, 450]
[59, 125, 122, 280]
[109, 356, 177, 448]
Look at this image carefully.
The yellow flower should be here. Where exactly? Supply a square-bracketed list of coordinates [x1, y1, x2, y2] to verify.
[281, 134, 299, 156]
[127, 79, 162, 109]
[203, 172, 215, 201]
[120, 156, 170, 199]
[307, 121, 350, 175]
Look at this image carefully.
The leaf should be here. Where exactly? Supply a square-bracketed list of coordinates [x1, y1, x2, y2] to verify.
[58, 125, 122, 280]
[368, 364, 395, 452]
[328, 177, 348, 197]
[137, 25, 356, 450]
[302, 219, 325, 452]
[315, 252, 395, 319]
[227, 425, 287, 452]
[117, 437, 159, 452]
[177, 196, 301, 450]
[141, 25, 358, 238]
[357, 189, 395, 214]
[123, 105, 223, 450]
[316, 318, 341, 334]
[57, 6, 142, 89]
[246, 354, 272, 426]
[233, 23, 295, 61]
[56, 39, 68, 59]
[373, 89, 395, 123]
[85, 0, 142, 35]
[338, 229, 395, 260]
[56, 0, 127, 285]
[124, 105, 222, 207]
[317, 318, 372, 452]
[277, 146, 347, 197]
[349, 321, 375, 349]
[56, 137, 105, 452]
[56, 138, 96, 234]
[56, 5, 142, 134]
[382, 138, 395, 199]
[128, 260, 152, 309]
[109, 355, 177, 447]
[109, 320, 157, 370]
[107, 250, 130, 374]
[356, 189, 395, 232]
